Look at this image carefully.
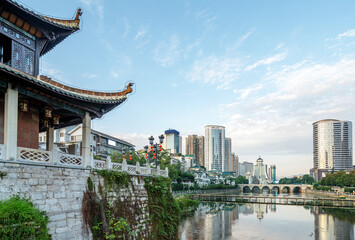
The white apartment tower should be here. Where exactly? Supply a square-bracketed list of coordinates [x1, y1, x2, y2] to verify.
[205, 125, 225, 171]
[311, 119, 353, 181]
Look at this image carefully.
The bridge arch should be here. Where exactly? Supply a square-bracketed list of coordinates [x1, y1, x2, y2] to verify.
[282, 186, 291, 193]
[271, 186, 280, 194]
[262, 186, 270, 194]
[252, 186, 261, 193]
[243, 186, 251, 193]
[293, 186, 302, 193]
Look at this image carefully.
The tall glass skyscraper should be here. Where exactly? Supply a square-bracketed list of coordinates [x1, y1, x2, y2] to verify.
[205, 125, 225, 171]
[163, 129, 180, 154]
[312, 119, 353, 180]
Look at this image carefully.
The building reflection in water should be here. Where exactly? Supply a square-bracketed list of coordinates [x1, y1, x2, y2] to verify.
[179, 203, 355, 240]
[311, 207, 354, 240]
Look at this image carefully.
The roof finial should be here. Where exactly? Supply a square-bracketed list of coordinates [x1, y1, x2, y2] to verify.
[75, 8, 82, 20]
[122, 83, 134, 96]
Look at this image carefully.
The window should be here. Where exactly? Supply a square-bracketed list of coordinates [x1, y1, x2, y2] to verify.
[60, 133, 64, 137]
[71, 136, 74, 141]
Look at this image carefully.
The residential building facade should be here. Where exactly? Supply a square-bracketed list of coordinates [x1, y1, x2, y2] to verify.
[224, 137, 232, 171]
[205, 125, 225, 171]
[231, 153, 238, 173]
[311, 119, 353, 181]
[186, 135, 205, 166]
[238, 161, 253, 176]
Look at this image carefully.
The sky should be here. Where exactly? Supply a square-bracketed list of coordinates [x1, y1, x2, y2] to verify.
[18, 0, 355, 177]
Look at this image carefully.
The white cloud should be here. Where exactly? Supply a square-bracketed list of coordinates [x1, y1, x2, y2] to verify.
[123, 18, 130, 37]
[187, 56, 241, 89]
[40, 61, 68, 83]
[337, 29, 355, 39]
[135, 27, 148, 40]
[237, 84, 263, 99]
[154, 35, 180, 66]
[110, 70, 119, 79]
[79, 0, 104, 19]
[83, 73, 97, 79]
[220, 57, 355, 175]
[245, 51, 287, 71]
[227, 29, 255, 53]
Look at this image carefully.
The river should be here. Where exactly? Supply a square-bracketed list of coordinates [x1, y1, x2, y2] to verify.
[178, 201, 355, 240]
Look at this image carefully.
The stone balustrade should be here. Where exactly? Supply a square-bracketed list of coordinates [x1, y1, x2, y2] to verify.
[0, 144, 168, 177]
[93, 157, 169, 177]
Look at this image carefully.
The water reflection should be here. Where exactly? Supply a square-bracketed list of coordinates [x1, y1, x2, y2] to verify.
[179, 203, 355, 240]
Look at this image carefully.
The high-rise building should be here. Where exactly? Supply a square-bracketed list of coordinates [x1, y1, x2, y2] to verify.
[205, 125, 225, 171]
[269, 165, 276, 183]
[231, 153, 238, 173]
[197, 136, 205, 166]
[224, 138, 232, 171]
[186, 135, 205, 166]
[311, 119, 353, 181]
[186, 135, 197, 156]
[238, 161, 253, 176]
[163, 129, 181, 154]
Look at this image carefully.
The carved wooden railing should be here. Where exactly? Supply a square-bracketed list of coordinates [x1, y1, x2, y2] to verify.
[93, 157, 169, 177]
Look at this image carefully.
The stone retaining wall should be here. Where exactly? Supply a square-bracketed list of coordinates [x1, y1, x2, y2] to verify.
[0, 161, 150, 239]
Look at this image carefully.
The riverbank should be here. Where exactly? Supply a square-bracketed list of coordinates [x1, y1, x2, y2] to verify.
[307, 190, 355, 200]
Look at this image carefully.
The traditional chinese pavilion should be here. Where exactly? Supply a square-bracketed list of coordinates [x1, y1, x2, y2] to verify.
[0, 0, 133, 167]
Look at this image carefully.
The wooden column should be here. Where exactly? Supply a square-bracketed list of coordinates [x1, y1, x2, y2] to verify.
[4, 83, 18, 160]
[81, 112, 91, 167]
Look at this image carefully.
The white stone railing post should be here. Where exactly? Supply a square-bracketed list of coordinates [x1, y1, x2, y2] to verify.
[107, 156, 112, 170]
[136, 161, 140, 173]
[122, 159, 128, 172]
[147, 164, 151, 175]
[157, 165, 161, 176]
[165, 167, 169, 177]
[52, 149, 58, 165]
[88, 151, 94, 168]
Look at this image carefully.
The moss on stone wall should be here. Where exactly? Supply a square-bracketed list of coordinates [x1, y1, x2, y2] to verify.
[82, 170, 182, 239]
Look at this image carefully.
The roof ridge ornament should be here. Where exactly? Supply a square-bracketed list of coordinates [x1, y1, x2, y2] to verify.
[75, 8, 82, 21]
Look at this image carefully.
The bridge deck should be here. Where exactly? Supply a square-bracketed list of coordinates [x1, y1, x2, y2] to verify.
[190, 194, 355, 208]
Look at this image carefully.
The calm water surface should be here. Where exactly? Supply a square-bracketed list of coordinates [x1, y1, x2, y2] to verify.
[178, 202, 355, 240]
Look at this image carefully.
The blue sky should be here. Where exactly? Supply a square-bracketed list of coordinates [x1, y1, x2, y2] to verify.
[19, 0, 355, 177]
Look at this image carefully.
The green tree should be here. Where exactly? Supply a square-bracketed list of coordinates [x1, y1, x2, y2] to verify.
[301, 174, 315, 185]
[235, 175, 248, 184]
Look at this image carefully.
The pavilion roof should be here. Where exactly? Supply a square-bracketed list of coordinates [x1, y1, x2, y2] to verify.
[1, 0, 81, 55]
[0, 63, 133, 122]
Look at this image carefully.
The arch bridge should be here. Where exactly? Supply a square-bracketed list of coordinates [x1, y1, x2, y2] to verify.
[239, 184, 312, 194]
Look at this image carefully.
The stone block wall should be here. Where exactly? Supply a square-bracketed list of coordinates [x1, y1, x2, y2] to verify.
[0, 161, 151, 239]
[89, 172, 151, 238]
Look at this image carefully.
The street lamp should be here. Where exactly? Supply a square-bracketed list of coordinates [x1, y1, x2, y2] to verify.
[146, 135, 164, 167]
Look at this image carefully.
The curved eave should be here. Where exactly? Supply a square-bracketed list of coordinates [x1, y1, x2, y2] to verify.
[2, 0, 81, 55]
[0, 63, 130, 104]
[4, 0, 80, 30]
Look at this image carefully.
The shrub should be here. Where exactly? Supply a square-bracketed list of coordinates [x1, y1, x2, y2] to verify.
[0, 196, 51, 240]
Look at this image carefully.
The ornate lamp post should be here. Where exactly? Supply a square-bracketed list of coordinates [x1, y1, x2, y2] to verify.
[122, 146, 134, 162]
[146, 134, 164, 167]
